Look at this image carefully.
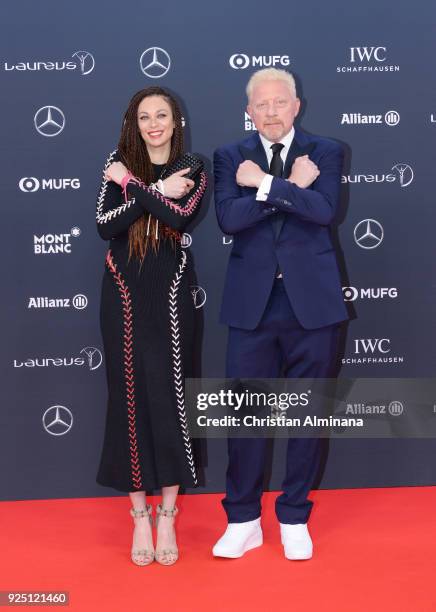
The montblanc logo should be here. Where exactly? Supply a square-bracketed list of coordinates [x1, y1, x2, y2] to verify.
[4, 51, 95, 75]
[13, 346, 103, 371]
[244, 112, 257, 132]
[33, 227, 81, 255]
[342, 286, 398, 301]
[19, 177, 80, 192]
[340, 110, 400, 126]
[28, 294, 88, 310]
[229, 53, 290, 70]
[342, 338, 404, 366]
[337, 46, 400, 73]
[342, 163, 414, 188]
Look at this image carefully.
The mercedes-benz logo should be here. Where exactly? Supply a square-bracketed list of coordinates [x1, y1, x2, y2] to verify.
[71, 50, 95, 75]
[354, 219, 384, 249]
[191, 285, 207, 309]
[140, 47, 171, 78]
[42, 405, 73, 436]
[80, 346, 103, 371]
[34, 106, 65, 137]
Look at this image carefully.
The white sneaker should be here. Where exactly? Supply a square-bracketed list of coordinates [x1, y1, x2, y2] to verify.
[212, 518, 263, 558]
[280, 523, 313, 560]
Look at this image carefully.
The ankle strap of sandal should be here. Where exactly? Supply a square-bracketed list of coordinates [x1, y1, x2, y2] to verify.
[130, 504, 152, 519]
[156, 503, 178, 518]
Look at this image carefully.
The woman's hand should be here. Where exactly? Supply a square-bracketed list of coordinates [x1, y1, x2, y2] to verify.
[105, 161, 129, 185]
[162, 168, 195, 199]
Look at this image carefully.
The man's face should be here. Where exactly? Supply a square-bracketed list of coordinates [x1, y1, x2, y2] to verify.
[247, 80, 300, 142]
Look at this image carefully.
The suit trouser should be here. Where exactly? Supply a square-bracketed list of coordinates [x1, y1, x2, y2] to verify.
[223, 279, 340, 524]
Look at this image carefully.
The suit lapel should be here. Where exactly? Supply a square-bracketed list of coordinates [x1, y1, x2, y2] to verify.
[239, 135, 269, 173]
[283, 134, 316, 179]
[275, 134, 316, 239]
[238, 132, 316, 240]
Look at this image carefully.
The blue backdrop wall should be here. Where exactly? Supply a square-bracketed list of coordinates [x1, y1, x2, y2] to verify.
[1, 0, 435, 500]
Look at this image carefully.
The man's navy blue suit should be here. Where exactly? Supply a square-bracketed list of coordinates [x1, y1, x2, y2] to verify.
[214, 127, 348, 524]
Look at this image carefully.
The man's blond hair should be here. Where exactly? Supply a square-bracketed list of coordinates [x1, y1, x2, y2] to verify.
[246, 68, 297, 101]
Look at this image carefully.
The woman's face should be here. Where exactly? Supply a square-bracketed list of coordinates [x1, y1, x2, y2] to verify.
[137, 95, 175, 151]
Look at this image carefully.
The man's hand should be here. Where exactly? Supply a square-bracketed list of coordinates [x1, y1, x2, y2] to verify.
[236, 160, 266, 188]
[288, 155, 320, 189]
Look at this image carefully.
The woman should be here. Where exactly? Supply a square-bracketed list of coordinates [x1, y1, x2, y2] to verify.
[95, 87, 207, 566]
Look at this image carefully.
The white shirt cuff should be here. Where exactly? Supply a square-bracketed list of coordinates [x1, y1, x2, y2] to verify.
[256, 174, 274, 201]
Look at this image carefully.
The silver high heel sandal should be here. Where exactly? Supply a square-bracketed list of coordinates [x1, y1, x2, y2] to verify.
[130, 504, 154, 566]
[155, 504, 179, 566]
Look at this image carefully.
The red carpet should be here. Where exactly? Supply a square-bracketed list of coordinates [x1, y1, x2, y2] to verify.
[1, 487, 435, 611]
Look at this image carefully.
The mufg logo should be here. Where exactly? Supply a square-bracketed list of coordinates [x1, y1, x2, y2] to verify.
[229, 54, 290, 69]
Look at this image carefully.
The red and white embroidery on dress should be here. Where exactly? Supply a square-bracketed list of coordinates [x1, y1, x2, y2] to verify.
[169, 250, 198, 485]
[106, 250, 143, 490]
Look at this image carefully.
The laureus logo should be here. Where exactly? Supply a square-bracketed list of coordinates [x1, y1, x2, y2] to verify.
[4, 51, 95, 75]
[71, 51, 95, 75]
[191, 285, 206, 309]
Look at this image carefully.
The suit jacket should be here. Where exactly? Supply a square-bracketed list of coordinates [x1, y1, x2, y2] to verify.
[214, 128, 348, 330]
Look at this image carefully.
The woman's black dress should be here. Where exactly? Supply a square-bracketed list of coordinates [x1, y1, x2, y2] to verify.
[95, 150, 207, 492]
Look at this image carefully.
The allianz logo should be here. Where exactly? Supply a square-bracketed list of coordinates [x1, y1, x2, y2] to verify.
[341, 111, 400, 126]
[28, 294, 88, 310]
[19, 177, 80, 192]
[346, 403, 387, 415]
[342, 163, 413, 188]
[13, 347, 102, 371]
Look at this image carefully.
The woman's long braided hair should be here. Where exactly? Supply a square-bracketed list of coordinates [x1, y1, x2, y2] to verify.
[118, 87, 184, 261]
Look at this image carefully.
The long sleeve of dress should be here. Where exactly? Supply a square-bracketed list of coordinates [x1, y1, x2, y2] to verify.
[96, 149, 207, 240]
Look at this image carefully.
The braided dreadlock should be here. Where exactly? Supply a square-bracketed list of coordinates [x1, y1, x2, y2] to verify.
[118, 87, 184, 261]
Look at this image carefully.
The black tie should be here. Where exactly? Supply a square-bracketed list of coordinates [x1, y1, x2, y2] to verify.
[269, 143, 284, 177]
[269, 142, 285, 262]
[269, 144, 285, 269]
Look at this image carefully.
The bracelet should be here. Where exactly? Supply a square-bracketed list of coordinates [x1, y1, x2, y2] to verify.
[120, 172, 138, 203]
[156, 179, 165, 196]
[149, 179, 165, 196]
[120, 172, 134, 191]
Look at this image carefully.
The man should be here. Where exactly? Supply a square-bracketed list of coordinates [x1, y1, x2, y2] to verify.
[213, 68, 348, 560]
